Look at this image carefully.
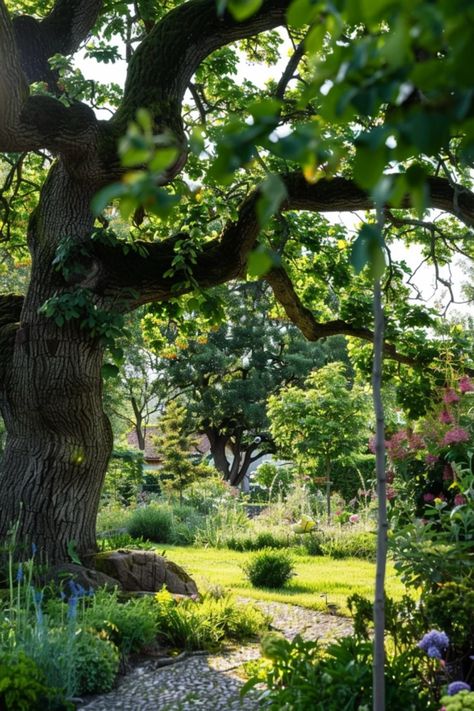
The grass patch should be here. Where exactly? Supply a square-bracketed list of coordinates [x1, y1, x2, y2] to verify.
[160, 546, 408, 615]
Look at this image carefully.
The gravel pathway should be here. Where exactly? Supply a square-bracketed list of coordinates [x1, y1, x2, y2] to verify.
[78, 600, 353, 711]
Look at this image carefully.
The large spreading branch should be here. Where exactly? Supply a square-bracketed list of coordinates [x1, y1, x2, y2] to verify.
[84, 172, 474, 371]
[111, 0, 291, 174]
[0, 0, 103, 155]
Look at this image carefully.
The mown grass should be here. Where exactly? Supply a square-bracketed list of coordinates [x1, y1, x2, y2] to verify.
[161, 545, 408, 615]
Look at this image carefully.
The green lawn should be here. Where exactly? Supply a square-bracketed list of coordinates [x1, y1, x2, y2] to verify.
[162, 545, 408, 615]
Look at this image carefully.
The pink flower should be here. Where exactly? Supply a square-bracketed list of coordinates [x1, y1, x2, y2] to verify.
[349, 514, 359, 524]
[425, 454, 439, 466]
[459, 376, 474, 393]
[443, 388, 460, 405]
[439, 409, 453, 425]
[386, 487, 396, 500]
[443, 464, 454, 481]
[386, 470, 395, 484]
[442, 427, 470, 446]
[454, 494, 467, 506]
[423, 493, 435, 503]
[409, 433, 425, 451]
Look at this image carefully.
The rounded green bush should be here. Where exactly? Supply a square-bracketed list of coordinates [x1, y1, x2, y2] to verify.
[126, 504, 174, 543]
[73, 630, 120, 695]
[244, 549, 295, 589]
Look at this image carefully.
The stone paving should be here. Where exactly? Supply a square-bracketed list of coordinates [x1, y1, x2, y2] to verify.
[78, 600, 353, 710]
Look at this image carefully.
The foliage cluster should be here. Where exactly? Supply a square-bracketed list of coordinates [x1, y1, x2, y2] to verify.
[243, 549, 295, 589]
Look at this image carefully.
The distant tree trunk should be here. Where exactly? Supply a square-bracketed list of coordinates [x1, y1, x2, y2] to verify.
[0, 162, 113, 565]
[372, 278, 387, 711]
[205, 427, 264, 487]
[131, 397, 146, 451]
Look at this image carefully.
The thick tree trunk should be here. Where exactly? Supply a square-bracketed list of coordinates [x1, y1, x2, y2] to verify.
[0, 161, 113, 565]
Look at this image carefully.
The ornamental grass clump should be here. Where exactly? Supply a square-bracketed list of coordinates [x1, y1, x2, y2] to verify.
[243, 548, 295, 589]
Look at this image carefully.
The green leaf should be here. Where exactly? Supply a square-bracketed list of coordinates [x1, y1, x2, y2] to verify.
[227, 0, 263, 21]
[351, 224, 386, 279]
[256, 174, 288, 227]
[67, 540, 82, 565]
[91, 183, 126, 215]
[287, 0, 320, 28]
[148, 147, 179, 173]
[353, 145, 387, 190]
[102, 363, 120, 379]
[247, 247, 275, 277]
[248, 98, 281, 120]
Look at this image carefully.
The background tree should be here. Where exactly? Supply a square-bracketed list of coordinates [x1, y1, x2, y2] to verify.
[0, 0, 472, 565]
[154, 400, 212, 504]
[146, 282, 349, 486]
[268, 362, 372, 521]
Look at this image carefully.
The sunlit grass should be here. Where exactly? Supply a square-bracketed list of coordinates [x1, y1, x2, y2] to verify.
[161, 545, 408, 615]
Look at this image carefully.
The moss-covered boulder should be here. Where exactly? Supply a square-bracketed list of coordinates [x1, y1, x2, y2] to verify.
[94, 549, 198, 596]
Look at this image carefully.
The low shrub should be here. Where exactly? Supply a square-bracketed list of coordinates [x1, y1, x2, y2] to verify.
[0, 650, 69, 711]
[320, 530, 376, 560]
[226, 530, 289, 552]
[194, 503, 250, 548]
[154, 588, 268, 651]
[169, 504, 205, 545]
[243, 549, 295, 589]
[126, 504, 174, 543]
[82, 589, 159, 654]
[96, 502, 135, 534]
[301, 532, 325, 556]
[73, 630, 120, 695]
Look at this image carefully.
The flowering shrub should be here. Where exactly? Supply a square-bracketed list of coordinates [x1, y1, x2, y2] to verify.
[381, 376, 473, 518]
[418, 629, 450, 659]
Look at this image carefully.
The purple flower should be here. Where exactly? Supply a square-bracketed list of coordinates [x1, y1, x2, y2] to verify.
[418, 630, 449, 657]
[447, 681, 471, 696]
[459, 376, 474, 393]
[442, 427, 470, 446]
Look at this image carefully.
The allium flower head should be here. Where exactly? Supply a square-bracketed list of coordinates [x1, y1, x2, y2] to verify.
[425, 454, 439, 466]
[442, 427, 470, 446]
[447, 681, 471, 696]
[439, 409, 453, 425]
[454, 494, 467, 506]
[349, 514, 359, 524]
[459, 376, 474, 393]
[423, 493, 435, 503]
[444, 388, 460, 405]
[443, 464, 454, 481]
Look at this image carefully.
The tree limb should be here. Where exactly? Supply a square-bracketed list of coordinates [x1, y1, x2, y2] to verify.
[111, 0, 290, 174]
[12, 0, 103, 84]
[0, 1, 28, 134]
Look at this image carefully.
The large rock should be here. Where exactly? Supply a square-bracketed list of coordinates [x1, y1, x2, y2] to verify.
[44, 563, 122, 592]
[94, 549, 198, 596]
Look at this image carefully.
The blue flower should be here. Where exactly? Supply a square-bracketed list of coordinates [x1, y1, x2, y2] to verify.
[31, 543, 37, 557]
[16, 563, 24, 583]
[448, 681, 471, 696]
[417, 630, 449, 657]
[67, 596, 78, 620]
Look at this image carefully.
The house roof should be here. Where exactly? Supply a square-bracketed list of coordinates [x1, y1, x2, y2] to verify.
[126, 426, 211, 463]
